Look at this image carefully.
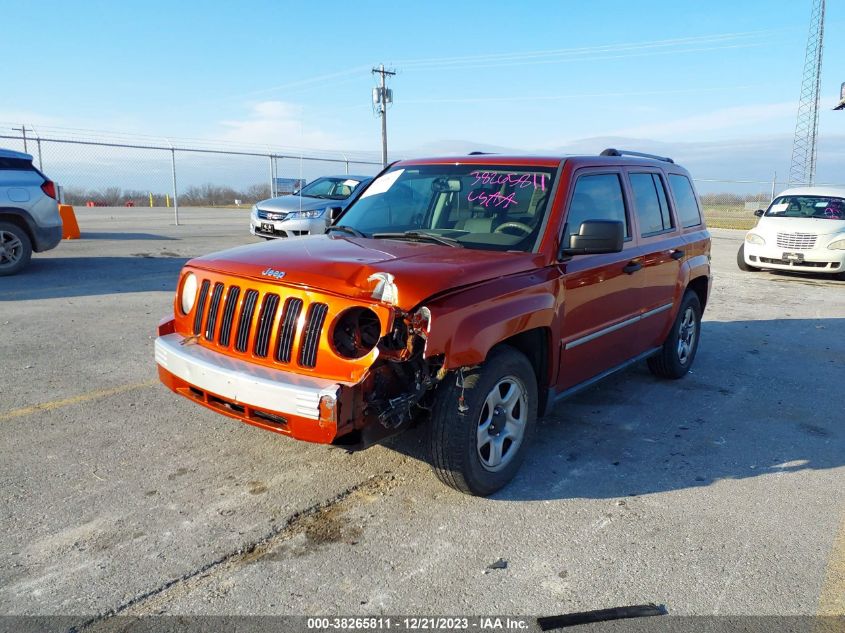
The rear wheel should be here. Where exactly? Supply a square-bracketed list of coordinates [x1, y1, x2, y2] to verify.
[736, 244, 759, 271]
[429, 347, 537, 496]
[647, 291, 702, 379]
[0, 222, 32, 276]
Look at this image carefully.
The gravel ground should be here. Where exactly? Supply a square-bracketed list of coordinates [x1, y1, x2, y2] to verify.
[0, 208, 842, 628]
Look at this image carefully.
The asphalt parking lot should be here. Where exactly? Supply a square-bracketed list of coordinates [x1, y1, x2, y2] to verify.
[1, 207, 843, 625]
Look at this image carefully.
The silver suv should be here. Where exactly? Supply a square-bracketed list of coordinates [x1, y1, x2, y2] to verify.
[0, 148, 62, 275]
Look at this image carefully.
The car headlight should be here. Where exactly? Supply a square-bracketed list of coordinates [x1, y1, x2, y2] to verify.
[828, 238, 845, 250]
[289, 208, 326, 220]
[745, 233, 765, 245]
[180, 272, 198, 315]
[250, 205, 258, 218]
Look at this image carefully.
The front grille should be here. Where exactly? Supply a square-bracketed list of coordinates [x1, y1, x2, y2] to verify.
[300, 303, 328, 368]
[204, 283, 224, 340]
[760, 257, 831, 268]
[776, 232, 817, 250]
[218, 287, 240, 347]
[253, 294, 279, 358]
[235, 290, 260, 353]
[276, 298, 303, 363]
[257, 209, 288, 221]
[188, 278, 329, 369]
[193, 280, 210, 335]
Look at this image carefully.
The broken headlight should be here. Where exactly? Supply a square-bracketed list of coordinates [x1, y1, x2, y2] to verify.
[332, 307, 381, 359]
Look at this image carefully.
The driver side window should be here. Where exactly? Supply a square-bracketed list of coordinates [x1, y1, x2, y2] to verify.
[563, 173, 629, 245]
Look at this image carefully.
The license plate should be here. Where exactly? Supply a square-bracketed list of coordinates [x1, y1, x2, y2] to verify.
[782, 251, 804, 263]
[261, 222, 274, 233]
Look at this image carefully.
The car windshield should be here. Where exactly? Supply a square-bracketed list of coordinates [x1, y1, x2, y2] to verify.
[296, 177, 363, 200]
[766, 195, 845, 220]
[336, 164, 557, 252]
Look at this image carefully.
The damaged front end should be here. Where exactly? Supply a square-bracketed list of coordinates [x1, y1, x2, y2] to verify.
[156, 263, 451, 450]
[338, 301, 445, 449]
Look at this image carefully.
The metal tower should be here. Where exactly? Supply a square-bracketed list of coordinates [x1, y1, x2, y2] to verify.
[789, 0, 826, 187]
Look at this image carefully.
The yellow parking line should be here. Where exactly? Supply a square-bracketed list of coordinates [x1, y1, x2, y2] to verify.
[819, 509, 845, 617]
[0, 379, 158, 422]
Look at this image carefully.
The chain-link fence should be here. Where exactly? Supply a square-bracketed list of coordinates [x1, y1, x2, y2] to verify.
[0, 123, 384, 223]
[695, 180, 778, 230]
[2, 123, 843, 230]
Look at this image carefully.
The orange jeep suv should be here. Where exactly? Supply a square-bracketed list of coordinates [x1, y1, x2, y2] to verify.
[155, 149, 712, 496]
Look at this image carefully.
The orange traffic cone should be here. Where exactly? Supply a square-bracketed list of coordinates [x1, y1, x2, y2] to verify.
[59, 204, 81, 239]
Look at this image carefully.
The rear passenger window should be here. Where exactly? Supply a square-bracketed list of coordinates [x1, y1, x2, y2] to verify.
[0, 157, 34, 170]
[630, 173, 674, 236]
[564, 173, 629, 244]
[668, 174, 702, 228]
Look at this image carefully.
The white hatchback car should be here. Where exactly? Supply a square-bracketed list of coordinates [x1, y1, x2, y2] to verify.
[739, 186, 845, 279]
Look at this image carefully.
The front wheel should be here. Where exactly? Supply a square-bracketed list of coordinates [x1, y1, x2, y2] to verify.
[647, 291, 702, 379]
[429, 347, 537, 496]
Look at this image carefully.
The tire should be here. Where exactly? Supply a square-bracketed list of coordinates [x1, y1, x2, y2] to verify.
[429, 346, 538, 496]
[0, 222, 32, 276]
[647, 291, 702, 380]
[736, 243, 759, 271]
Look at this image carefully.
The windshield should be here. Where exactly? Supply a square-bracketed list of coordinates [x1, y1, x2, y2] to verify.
[336, 164, 557, 252]
[297, 177, 364, 200]
[766, 195, 845, 220]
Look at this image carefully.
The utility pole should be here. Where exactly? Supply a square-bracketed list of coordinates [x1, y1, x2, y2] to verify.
[789, 0, 825, 186]
[372, 65, 395, 167]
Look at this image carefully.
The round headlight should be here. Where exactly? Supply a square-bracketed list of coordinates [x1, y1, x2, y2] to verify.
[181, 273, 198, 314]
[332, 307, 381, 359]
[745, 233, 765, 245]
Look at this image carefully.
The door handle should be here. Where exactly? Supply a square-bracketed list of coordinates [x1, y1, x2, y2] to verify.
[623, 260, 642, 274]
[670, 249, 685, 260]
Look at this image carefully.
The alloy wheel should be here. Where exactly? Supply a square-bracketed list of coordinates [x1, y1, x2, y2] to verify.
[476, 376, 528, 472]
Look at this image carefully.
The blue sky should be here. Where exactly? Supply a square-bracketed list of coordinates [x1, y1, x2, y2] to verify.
[1, 0, 844, 178]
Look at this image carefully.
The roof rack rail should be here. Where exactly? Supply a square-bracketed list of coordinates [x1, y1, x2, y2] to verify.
[468, 151, 495, 155]
[600, 148, 674, 163]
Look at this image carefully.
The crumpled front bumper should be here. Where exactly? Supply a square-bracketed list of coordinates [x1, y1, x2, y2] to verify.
[154, 333, 347, 443]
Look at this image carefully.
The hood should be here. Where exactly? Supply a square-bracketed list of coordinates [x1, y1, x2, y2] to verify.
[756, 216, 845, 236]
[188, 235, 544, 310]
[255, 195, 338, 213]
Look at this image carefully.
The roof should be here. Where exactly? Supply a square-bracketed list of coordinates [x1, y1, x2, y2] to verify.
[0, 148, 33, 161]
[395, 152, 684, 170]
[776, 186, 845, 198]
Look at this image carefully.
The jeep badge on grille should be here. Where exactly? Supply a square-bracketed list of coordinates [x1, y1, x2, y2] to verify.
[261, 268, 286, 279]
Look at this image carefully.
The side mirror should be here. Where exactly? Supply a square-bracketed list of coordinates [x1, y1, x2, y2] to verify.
[754, 209, 765, 217]
[560, 220, 624, 257]
[328, 207, 344, 221]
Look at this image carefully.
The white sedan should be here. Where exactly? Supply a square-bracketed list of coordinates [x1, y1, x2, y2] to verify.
[738, 186, 845, 279]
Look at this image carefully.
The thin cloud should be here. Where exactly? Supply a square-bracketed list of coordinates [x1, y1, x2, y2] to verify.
[607, 102, 797, 140]
[394, 28, 783, 68]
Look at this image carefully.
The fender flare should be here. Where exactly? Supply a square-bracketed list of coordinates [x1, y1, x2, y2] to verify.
[424, 287, 557, 370]
[0, 206, 37, 238]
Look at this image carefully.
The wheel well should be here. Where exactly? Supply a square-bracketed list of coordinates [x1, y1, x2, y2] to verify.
[492, 327, 551, 415]
[0, 213, 34, 244]
[687, 275, 708, 310]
